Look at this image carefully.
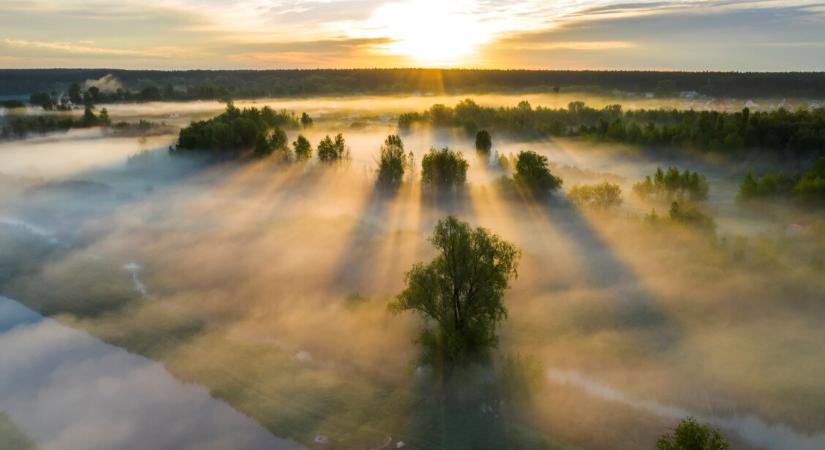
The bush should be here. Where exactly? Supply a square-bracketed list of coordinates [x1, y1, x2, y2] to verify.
[568, 182, 623, 209]
[513, 150, 562, 195]
[376, 134, 410, 190]
[421, 147, 468, 190]
[317, 133, 349, 162]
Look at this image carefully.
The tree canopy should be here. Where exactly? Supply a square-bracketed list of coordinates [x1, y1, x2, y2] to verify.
[634, 167, 709, 201]
[376, 134, 410, 191]
[475, 129, 492, 155]
[391, 216, 520, 366]
[656, 418, 729, 450]
[176, 102, 298, 157]
[421, 147, 469, 190]
[569, 182, 623, 209]
[738, 157, 825, 205]
[399, 99, 825, 156]
[513, 150, 562, 196]
[293, 135, 312, 160]
[317, 133, 349, 162]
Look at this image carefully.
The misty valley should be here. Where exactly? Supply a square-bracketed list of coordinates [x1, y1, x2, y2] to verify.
[2, 90, 825, 450]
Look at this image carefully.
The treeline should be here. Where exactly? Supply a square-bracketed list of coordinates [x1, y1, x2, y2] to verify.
[401, 100, 825, 155]
[4, 69, 825, 99]
[0, 106, 110, 139]
[738, 158, 825, 204]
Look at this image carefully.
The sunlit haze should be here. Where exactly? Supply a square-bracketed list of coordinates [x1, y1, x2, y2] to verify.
[1, 0, 824, 69]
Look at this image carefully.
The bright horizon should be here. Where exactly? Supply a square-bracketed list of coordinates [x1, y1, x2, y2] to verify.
[2, 0, 825, 71]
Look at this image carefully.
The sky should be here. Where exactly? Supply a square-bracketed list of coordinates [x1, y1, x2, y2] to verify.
[1, 0, 824, 70]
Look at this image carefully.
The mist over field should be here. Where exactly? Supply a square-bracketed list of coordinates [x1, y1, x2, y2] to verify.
[1, 92, 824, 450]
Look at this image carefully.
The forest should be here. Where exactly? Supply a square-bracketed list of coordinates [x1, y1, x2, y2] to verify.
[3, 69, 825, 99]
[400, 100, 825, 155]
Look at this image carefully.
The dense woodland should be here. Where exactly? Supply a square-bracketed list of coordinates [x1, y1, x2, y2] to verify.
[3, 69, 825, 99]
[401, 100, 825, 155]
[738, 158, 825, 204]
[0, 106, 109, 139]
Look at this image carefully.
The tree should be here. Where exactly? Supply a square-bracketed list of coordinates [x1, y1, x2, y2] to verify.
[317, 133, 349, 162]
[376, 134, 408, 191]
[391, 216, 520, 366]
[421, 147, 469, 190]
[80, 106, 99, 127]
[475, 129, 492, 155]
[98, 108, 111, 126]
[29, 92, 55, 110]
[293, 135, 312, 160]
[300, 112, 313, 127]
[88, 86, 101, 103]
[513, 150, 562, 196]
[656, 418, 729, 450]
[68, 83, 82, 104]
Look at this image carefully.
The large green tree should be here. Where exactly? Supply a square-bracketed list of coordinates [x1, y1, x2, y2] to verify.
[392, 216, 520, 366]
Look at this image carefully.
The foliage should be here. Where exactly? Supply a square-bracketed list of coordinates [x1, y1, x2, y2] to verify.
[176, 102, 295, 157]
[1, 106, 110, 139]
[400, 99, 825, 155]
[9, 69, 825, 101]
[421, 147, 469, 190]
[317, 133, 349, 162]
[376, 134, 410, 190]
[29, 92, 55, 110]
[634, 167, 709, 201]
[391, 216, 520, 366]
[738, 158, 825, 204]
[0, 100, 24, 109]
[656, 418, 729, 450]
[512, 150, 562, 196]
[667, 201, 715, 230]
[292, 134, 312, 160]
[255, 127, 290, 159]
[568, 182, 623, 209]
[300, 112, 313, 127]
[475, 129, 492, 155]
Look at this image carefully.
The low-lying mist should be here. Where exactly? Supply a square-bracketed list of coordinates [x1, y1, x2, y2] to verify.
[1, 98, 824, 450]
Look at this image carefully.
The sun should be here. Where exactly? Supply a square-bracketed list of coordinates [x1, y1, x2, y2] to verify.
[364, 0, 490, 67]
